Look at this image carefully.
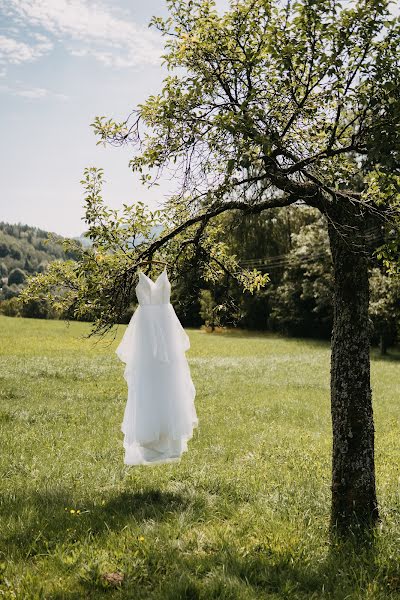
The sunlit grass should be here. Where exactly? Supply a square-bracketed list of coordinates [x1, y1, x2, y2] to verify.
[0, 315, 399, 599]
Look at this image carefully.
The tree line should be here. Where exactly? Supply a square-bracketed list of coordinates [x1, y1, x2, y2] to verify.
[0, 222, 82, 318]
[174, 207, 399, 353]
[2, 214, 398, 353]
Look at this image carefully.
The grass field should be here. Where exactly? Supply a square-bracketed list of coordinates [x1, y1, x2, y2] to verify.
[0, 315, 400, 599]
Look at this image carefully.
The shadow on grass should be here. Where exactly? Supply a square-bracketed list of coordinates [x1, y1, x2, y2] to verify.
[2, 487, 394, 599]
[45, 531, 389, 600]
[0, 488, 196, 560]
[371, 348, 400, 363]
[161, 533, 384, 600]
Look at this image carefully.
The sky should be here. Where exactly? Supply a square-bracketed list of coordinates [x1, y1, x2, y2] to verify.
[0, 1, 397, 238]
[0, 0, 228, 237]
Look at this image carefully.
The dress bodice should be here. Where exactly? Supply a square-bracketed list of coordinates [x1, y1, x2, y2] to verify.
[136, 269, 171, 305]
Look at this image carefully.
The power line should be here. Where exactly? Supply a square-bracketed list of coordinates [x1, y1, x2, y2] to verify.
[238, 225, 383, 265]
[238, 228, 385, 271]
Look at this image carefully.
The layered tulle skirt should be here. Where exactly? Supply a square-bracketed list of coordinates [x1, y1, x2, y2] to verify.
[116, 303, 198, 465]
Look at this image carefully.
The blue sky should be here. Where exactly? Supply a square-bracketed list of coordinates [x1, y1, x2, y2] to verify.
[1, 1, 397, 237]
[0, 0, 228, 236]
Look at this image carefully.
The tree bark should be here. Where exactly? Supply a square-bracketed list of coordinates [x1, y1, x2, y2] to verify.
[328, 220, 379, 531]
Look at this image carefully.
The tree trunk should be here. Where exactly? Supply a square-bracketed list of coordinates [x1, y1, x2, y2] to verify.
[328, 222, 379, 531]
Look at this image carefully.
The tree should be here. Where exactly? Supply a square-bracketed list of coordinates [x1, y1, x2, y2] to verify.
[0, 243, 9, 258]
[8, 268, 26, 286]
[369, 268, 400, 354]
[215, 206, 319, 330]
[22, 0, 400, 532]
[0, 297, 21, 317]
[37, 261, 49, 274]
[199, 289, 217, 330]
[1, 283, 21, 300]
[268, 215, 334, 337]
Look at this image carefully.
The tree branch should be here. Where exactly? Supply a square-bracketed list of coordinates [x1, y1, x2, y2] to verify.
[124, 193, 302, 277]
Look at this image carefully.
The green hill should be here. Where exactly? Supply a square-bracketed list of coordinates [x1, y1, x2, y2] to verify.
[0, 222, 84, 310]
[0, 222, 80, 275]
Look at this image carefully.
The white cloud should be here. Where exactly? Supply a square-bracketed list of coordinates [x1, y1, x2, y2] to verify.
[69, 45, 157, 68]
[0, 33, 52, 64]
[16, 85, 47, 97]
[0, 0, 162, 68]
[0, 82, 69, 99]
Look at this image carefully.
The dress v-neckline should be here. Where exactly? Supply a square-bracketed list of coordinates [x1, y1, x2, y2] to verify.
[139, 268, 166, 285]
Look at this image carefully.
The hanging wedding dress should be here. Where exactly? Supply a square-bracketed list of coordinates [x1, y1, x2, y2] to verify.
[116, 268, 198, 465]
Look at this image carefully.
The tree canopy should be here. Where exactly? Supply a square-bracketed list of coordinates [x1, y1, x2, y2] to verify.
[23, 0, 399, 334]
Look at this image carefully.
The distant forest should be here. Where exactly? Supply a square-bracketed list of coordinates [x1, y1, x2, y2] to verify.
[0, 214, 398, 353]
[0, 222, 81, 274]
[0, 222, 84, 318]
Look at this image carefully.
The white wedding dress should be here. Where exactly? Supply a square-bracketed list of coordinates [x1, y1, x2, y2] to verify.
[116, 268, 198, 465]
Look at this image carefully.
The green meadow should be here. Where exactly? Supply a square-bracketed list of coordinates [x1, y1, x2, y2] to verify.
[1, 315, 400, 599]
